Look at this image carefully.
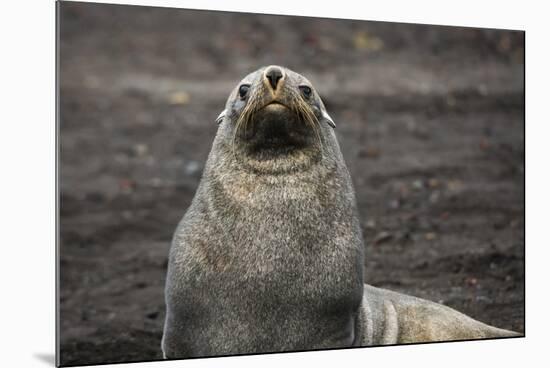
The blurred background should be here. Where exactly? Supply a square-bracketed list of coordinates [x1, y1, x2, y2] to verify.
[59, 2, 524, 365]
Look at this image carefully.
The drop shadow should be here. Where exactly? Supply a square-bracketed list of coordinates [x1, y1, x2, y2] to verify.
[34, 353, 56, 366]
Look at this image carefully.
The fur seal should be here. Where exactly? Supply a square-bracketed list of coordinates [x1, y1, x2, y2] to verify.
[162, 65, 519, 359]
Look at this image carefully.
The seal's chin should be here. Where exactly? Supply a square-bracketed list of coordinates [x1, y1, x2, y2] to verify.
[243, 107, 314, 153]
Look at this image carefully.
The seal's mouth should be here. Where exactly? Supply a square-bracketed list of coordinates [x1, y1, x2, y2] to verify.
[261, 101, 289, 111]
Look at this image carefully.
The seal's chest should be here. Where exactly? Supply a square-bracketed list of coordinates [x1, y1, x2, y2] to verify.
[223, 178, 320, 209]
[209, 184, 362, 287]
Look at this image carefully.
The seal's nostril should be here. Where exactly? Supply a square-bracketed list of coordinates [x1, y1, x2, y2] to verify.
[265, 66, 283, 90]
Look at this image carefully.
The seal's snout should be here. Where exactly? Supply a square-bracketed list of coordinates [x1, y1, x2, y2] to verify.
[228, 66, 330, 156]
[264, 66, 284, 91]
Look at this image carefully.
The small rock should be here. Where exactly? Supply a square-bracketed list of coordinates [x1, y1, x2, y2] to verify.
[388, 199, 401, 209]
[373, 231, 392, 245]
[133, 143, 149, 157]
[353, 31, 384, 51]
[396, 230, 412, 243]
[150, 177, 163, 187]
[168, 91, 190, 105]
[477, 84, 489, 96]
[465, 277, 478, 287]
[364, 219, 377, 229]
[475, 295, 491, 303]
[358, 147, 380, 159]
[184, 160, 201, 176]
[412, 180, 424, 190]
[447, 180, 463, 191]
[425, 232, 437, 241]
[428, 178, 440, 188]
[480, 137, 490, 151]
[119, 178, 134, 193]
[146, 311, 159, 320]
[429, 191, 440, 204]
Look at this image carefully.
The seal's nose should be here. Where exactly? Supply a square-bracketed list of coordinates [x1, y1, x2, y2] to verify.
[265, 66, 284, 91]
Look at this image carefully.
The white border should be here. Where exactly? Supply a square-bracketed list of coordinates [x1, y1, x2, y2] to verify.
[59, 0, 529, 30]
[2, 0, 547, 367]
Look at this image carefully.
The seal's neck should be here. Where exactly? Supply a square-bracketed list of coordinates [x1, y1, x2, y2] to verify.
[210, 124, 342, 177]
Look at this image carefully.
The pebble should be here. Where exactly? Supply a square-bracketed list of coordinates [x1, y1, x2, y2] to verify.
[168, 91, 190, 105]
[358, 147, 380, 159]
[429, 191, 440, 204]
[134, 143, 149, 157]
[412, 179, 424, 190]
[184, 160, 201, 176]
[146, 311, 159, 320]
[475, 295, 491, 303]
[364, 219, 377, 229]
[150, 177, 163, 188]
[425, 232, 437, 241]
[428, 178, 440, 188]
[388, 199, 401, 209]
[373, 231, 392, 245]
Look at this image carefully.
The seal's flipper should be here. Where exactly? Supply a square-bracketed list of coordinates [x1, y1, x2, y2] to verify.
[380, 300, 399, 344]
[359, 284, 520, 345]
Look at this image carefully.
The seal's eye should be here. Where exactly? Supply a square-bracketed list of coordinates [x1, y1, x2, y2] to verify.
[299, 85, 312, 99]
[239, 84, 250, 99]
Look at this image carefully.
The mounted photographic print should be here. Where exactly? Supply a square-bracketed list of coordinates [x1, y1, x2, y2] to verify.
[56, 1, 525, 366]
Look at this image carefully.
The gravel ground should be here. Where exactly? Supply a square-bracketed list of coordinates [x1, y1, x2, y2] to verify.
[58, 2, 524, 366]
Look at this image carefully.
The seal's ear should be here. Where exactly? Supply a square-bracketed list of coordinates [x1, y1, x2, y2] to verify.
[322, 110, 336, 128]
[215, 109, 226, 125]
[318, 97, 336, 128]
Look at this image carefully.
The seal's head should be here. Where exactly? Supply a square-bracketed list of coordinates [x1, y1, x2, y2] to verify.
[215, 66, 336, 172]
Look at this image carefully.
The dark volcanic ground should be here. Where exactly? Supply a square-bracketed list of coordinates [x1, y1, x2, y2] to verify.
[58, 2, 525, 366]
